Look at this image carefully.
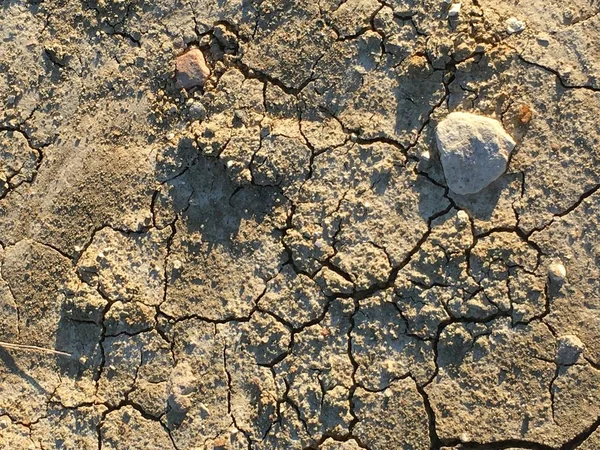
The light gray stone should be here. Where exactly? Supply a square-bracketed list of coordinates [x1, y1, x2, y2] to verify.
[436, 112, 516, 195]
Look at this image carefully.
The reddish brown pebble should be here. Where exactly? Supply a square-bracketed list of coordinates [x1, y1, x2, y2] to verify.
[175, 48, 210, 89]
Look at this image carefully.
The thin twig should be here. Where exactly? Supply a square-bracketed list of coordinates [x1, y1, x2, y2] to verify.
[0, 341, 72, 357]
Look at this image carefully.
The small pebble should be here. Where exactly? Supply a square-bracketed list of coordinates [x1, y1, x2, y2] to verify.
[548, 261, 567, 282]
[506, 17, 526, 34]
[176, 48, 210, 90]
[448, 3, 461, 17]
[456, 210, 469, 224]
[188, 102, 206, 121]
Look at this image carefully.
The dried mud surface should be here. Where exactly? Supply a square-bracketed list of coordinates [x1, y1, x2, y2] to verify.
[1, 0, 600, 449]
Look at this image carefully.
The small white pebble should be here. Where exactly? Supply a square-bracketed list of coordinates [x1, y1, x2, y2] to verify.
[506, 17, 526, 34]
[448, 3, 461, 17]
[166, 132, 175, 140]
[548, 261, 567, 282]
[172, 259, 183, 270]
[226, 160, 234, 168]
[457, 210, 469, 222]
[421, 150, 431, 161]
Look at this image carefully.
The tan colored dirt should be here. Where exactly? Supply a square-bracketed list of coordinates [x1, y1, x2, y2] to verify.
[1, 0, 600, 448]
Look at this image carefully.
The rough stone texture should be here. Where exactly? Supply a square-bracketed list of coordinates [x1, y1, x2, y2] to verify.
[436, 112, 516, 195]
[1, 0, 600, 448]
[176, 48, 211, 89]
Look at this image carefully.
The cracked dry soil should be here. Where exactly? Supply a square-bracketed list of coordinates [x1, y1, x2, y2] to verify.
[1, 0, 600, 449]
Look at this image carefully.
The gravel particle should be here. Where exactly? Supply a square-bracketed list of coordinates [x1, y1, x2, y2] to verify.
[456, 210, 470, 226]
[448, 3, 461, 17]
[435, 112, 516, 195]
[506, 17, 526, 34]
[556, 334, 585, 365]
[548, 261, 567, 282]
[188, 101, 206, 120]
[176, 48, 210, 90]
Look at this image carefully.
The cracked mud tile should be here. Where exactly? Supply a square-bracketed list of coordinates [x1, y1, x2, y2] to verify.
[96, 330, 173, 410]
[273, 298, 355, 446]
[552, 363, 600, 442]
[0, 415, 37, 450]
[30, 405, 106, 450]
[306, 32, 446, 147]
[578, 426, 600, 450]
[259, 264, 329, 330]
[321, 0, 381, 40]
[0, 130, 40, 199]
[241, 0, 335, 90]
[286, 140, 449, 277]
[394, 210, 499, 323]
[1, 240, 103, 409]
[469, 231, 545, 321]
[530, 191, 600, 366]
[0, 2, 47, 126]
[167, 319, 231, 447]
[159, 155, 288, 321]
[424, 317, 596, 447]
[0, 144, 156, 255]
[100, 405, 175, 450]
[0, 247, 19, 340]
[353, 377, 430, 450]
[478, 0, 600, 89]
[77, 227, 171, 307]
[351, 289, 436, 389]
[2, 240, 72, 348]
[220, 331, 279, 446]
[0, 348, 62, 425]
[220, 311, 292, 366]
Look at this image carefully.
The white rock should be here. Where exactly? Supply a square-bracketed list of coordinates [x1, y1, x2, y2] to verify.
[506, 17, 526, 34]
[435, 112, 516, 195]
[456, 210, 470, 225]
[448, 3, 461, 17]
[548, 261, 567, 282]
